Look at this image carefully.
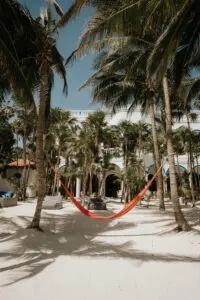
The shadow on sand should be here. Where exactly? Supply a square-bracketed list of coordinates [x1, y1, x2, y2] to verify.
[0, 201, 200, 286]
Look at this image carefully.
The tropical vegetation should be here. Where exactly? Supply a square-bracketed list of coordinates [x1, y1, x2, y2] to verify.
[0, 0, 200, 231]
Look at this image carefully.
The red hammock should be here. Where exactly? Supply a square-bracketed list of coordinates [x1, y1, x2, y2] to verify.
[54, 166, 162, 220]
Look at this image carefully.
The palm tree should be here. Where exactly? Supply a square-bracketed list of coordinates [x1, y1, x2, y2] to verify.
[78, 43, 165, 209]
[61, 0, 194, 229]
[30, 5, 67, 230]
[0, 0, 38, 105]
[45, 108, 77, 159]
[0, 100, 15, 165]
[69, 111, 119, 202]
[180, 79, 200, 206]
[96, 124, 121, 198]
[0, 2, 71, 215]
[45, 108, 77, 195]
[172, 126, 198, 203]
[75, 121, 93, 202]
[12, 98, 37, 200]
[145, 0, 200, 230]
[78, 111, 109, 199]
[0, 1, 50, 205]
[116, 121, 144, 203]
[147, 0, 200, 90]
[61, 2, 172, 213]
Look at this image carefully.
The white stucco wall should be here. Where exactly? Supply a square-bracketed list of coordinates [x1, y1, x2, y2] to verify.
[0, 176, 13, 191]
[68, 108, 200, 173]
[0, 168, 36, 194]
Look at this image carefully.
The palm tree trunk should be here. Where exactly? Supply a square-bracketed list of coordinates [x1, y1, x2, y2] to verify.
[16, 132, 19, 166]
[89, 168, 93, 195]
[162, 76, 190, 231]
[67, 177, 71, 190]
[82, 172, 88, 205]
[192, 158, 198, 205]
[121, 180, 125, 203]
[26, 158, 31, 189]
[138, 125, 142, 161]
[81, 155, 89, 205]
[123, 136, 128, 205]
[22, 127, 27, 201]
[52, 156, 60, 195]
[189, 152, 196, 206]
[148, 94, 165, 210]
[186, 112, 196, 206]
[124, 183, 128, 205]
[195, 156, 200, 201]
[177, 156, 182, 186]
[98, 172, 104, 198]
[30, 63, 48, 230]
[128, 186, 131, 203]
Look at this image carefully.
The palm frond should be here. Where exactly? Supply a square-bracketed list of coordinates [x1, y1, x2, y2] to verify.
[54, 1, 64, 17]
[147, 0, 193, 81]
[66, 37, 135, 65]
[45, 70, 54, 118]
[0, 33, 34, 107]
[185, 78, 200, 109]
[52, 46, 68, 95]
[56, 0, 86, 29]
[79, 1, 143, 45]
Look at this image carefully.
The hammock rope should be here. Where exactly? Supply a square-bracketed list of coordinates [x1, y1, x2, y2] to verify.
[53, 166, 162, 220]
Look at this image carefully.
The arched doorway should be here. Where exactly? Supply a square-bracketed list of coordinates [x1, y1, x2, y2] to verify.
[164, 165, 189, 182]
[105, 174, 121, 198]
[92, 175, 99, 194]
[192, 165, 200, 191]
[163, 164, 189, 194]
[104, 164, 122, 198]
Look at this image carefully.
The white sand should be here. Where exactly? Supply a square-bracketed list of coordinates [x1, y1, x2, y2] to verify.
[0, 199, 200, 300]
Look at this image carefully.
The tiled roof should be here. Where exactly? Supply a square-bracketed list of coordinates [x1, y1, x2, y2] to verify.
[8, 159, 35, 167]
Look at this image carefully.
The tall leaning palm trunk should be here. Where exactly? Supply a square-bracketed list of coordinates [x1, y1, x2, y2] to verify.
[22, 124, 27, 201]
[81, 154, 88, 205]
[29, 3, 67, 229]
[186, 112, 196, 206]
[30, 63, 48, 230]
[163, 76, 189, 231]
[148, 93, 165, 210]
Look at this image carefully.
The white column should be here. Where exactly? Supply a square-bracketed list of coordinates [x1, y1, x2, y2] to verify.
[76, 177, 81, 198]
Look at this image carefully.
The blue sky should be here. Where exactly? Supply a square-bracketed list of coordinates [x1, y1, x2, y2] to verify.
[19, 0, 100, 110]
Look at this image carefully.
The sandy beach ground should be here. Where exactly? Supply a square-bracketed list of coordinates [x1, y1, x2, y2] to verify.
[0, 199, 200, 300]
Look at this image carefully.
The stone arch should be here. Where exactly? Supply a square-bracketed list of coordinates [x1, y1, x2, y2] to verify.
[163, 164, 189, 176]
[104, 164, 122, 198]
[105, 164, 122, 180]
[191, 165, 200, 189]
[157, 163, 189, 194]
[192, 165, 200, 174]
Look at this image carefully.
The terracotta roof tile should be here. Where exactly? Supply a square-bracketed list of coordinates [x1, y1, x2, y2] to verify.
[8, 159, 35, 167]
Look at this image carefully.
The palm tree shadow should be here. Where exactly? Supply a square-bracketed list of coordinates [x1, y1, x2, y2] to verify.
[0, 210, 135, 286]
[183, 207, 200, 227]
[76, 240, 200, 263]
[1, 205, 200, 287]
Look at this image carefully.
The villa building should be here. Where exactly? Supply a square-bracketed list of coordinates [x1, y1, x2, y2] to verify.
[68, 108, 200, 198]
